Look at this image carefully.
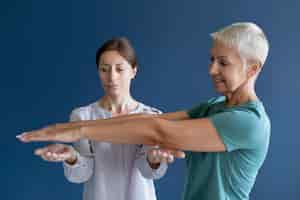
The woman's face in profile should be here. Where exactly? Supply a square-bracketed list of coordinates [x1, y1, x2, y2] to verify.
[98, 50, 137, 98]
[209, 40, 248, 94]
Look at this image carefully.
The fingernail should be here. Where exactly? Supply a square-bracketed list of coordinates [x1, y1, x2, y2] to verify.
[16, 133, 24, 138]
[35, 149, 42, 155]
[16, 132, 27, 140]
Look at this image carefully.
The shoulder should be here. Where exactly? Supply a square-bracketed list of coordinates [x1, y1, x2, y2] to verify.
[212, 101, 267, 126]
[209, 101, 270, 151]
[229, 101, 269, 124]
[211, 100, 270, 139]
[187, 96, 225, 118]
[70, 102, 95, 121]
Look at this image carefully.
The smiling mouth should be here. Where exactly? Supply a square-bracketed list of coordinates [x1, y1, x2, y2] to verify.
[214, 79, 224, 83]
[213, 77, 225, 83]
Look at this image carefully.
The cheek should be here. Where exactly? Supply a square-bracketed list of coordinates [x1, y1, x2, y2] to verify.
[227, 71, 246, 89]
[99, 73, 107, 83]
[121, 71, 134, 81]
[120, 76, 132, 87]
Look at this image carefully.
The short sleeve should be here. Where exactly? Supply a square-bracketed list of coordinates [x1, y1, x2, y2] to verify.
[70, 110, 81, 122]
[141, 105, 163, 115]
[69, 107, 94, 156]
[69, 107, 90, 122]
[187, 103, 210, 119]
[187, 97, 224, 119]
[209, 109, 265, 152]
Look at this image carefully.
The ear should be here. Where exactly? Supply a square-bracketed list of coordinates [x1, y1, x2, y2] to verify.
[247, 61, 261, 79]
[131, 66, 138, 79]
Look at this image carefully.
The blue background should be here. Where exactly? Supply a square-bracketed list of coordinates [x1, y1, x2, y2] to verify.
[1, 0, 299, 199]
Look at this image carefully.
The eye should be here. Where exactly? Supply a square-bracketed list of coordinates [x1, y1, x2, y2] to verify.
[117, 67, 125, 72]
[100, 68, 107, 72]
[219, 60, 229, 67]
[99, 64, 110, 72]
[210, 56, 215, 63]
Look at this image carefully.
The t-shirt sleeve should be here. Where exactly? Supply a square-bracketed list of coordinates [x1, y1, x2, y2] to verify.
[187, 103, 210, 119]
[209, 109, 265, 152]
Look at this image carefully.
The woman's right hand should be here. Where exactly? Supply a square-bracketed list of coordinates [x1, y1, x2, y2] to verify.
[34, 143, 77, 164]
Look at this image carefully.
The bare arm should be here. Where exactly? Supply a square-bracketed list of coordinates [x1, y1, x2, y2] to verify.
[18, 111, 225, 152]
[51, 111, 189, 129]
[82, 114, 225, 152]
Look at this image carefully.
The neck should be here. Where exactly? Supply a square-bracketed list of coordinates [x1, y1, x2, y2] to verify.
[99, 94, 138, 114]
[225, 79, 258, 106]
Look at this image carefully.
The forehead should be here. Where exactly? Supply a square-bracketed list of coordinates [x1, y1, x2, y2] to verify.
[100, 50, 129, 65]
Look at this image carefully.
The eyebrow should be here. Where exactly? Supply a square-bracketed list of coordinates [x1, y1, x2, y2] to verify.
[215, 56, 228, 59]
[100, 63, 124, 66]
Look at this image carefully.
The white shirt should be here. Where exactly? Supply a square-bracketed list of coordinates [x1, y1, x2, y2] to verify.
[63, 102, 167, 200]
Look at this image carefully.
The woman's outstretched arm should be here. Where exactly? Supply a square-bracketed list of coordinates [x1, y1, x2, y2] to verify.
[17, 111, 225, 152]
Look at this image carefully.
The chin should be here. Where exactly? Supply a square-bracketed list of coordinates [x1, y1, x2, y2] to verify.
[214, 85, 227, 94]
[104, 89, 119, 97]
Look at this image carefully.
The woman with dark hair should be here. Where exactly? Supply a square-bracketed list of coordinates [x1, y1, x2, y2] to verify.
[23, 37, 178, 200]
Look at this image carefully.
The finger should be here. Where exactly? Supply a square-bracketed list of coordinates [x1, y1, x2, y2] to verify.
[57, 152, 72, 161]
[159, 151, 168, 163]
[40, 152, 58, 162]
[34, 143, 61, 155]
[43, 152, 64, 162]
[148, 149, 159, 163]
[55, 145, 71, 154]
[160, 148, 185, 159]
[49, 145, 74, 161]
[167, 154, 174, 163]
[40, 154, 51, 161]
[173, 150, 186, 159]
[34, 147, 49, 156]
[155, 151, 163, 163]
[17, 130, 50, 143]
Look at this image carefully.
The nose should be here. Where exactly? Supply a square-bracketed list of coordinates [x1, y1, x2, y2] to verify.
[209, 61, 219, 76]
[108, 68, 118, 82]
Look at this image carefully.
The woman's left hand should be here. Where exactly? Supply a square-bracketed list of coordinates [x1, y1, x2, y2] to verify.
[16, 123, 84, 143]
[147, 147, 185, 164]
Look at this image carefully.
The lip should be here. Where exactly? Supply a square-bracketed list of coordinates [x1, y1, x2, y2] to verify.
[212, 77, 224, 82]
[106, 84, 119, 88]
[214, 79, 224, 83]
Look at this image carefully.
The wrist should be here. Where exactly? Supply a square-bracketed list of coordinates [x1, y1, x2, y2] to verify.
[147, 156, 160, 169]
[79, 126, 87, 140]
[65, 150, 78, 165]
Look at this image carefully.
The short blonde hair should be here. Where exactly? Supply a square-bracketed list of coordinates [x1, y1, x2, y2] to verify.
[210, 22, 269, 67]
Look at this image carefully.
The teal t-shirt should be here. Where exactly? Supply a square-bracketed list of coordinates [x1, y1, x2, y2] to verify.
[183, 96, 270, 200]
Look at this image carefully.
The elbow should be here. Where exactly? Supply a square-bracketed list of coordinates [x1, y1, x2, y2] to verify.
[64, 169, 93, 184]
[138, 113, 154, 119]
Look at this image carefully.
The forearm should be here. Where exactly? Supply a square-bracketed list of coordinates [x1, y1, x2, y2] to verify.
[135, 146, 168, 179]
[79, 111, 188, 145]
[82, 117, 160, 145]
[69, 111, 188, 128]
[20, 109, 223, 152]
[80, 115, 189, 149]
[81, 117, 224, 152]
[63, 153, 94, 183]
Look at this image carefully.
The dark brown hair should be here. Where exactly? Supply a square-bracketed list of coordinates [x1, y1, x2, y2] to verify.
[96, 37, 138, 69]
